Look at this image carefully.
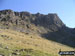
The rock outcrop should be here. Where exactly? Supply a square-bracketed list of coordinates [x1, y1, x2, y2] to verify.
[0, 9, 75, 47]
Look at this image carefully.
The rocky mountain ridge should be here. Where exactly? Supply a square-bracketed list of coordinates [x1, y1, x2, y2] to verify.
[0, 9, 75, 47]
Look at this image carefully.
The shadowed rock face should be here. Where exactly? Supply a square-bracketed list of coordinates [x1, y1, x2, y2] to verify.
[0, 9, 75, 47]
[31, 13, 65, 31]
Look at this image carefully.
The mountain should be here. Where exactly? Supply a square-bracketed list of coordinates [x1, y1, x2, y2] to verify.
[0, 9, 74, 56]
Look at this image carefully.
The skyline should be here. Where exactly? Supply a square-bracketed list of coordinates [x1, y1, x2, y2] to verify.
[0, 0, 75, 28]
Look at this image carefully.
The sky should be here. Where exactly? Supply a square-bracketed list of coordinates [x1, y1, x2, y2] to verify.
[0, 0, 75, 28]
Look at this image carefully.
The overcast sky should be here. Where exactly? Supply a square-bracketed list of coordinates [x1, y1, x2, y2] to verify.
[0, 0, 75, 28]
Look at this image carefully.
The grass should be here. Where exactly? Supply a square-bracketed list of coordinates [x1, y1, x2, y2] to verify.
[0, 48, 52, 56]
[0, 29, 73, 56]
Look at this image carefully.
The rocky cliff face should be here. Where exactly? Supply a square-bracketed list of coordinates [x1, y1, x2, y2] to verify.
[0, 10, 65, 31]
[0, 9, 75, 47]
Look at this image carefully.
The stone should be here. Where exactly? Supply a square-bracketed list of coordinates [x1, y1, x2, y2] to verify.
[5, 46, 9, 49]
[12, 52, 20, 55]
[0, 54, 4, 56]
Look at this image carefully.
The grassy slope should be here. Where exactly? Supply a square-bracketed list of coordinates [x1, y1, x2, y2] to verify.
[0, 29, 73, 56]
